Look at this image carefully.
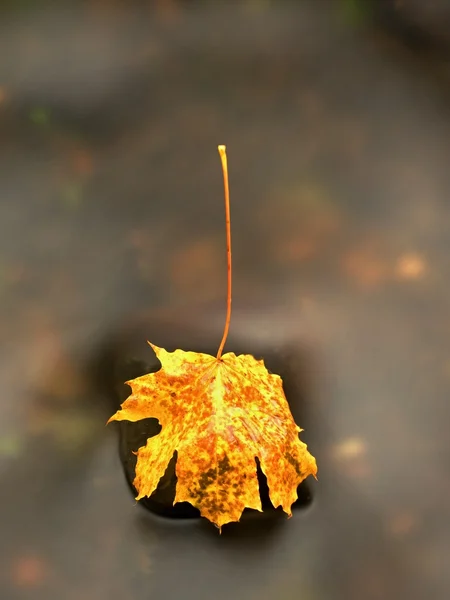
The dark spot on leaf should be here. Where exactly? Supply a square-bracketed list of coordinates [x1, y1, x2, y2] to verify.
[285, 452, 302, 475]
[198, 467, 216, 490]
[218, 454, 232, 476]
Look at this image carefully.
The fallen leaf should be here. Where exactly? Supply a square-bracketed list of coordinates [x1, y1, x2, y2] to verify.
[108, 343, 317, 530]
[109, 145, 317, 529]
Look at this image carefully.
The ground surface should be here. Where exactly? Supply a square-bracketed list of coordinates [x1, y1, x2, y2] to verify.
[1, 2, 450, 599]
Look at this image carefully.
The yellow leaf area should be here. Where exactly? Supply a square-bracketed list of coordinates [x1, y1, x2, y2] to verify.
[108, 343, 317, 529]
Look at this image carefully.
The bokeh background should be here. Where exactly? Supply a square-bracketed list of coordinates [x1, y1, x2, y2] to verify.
[1, 1, 450, 599]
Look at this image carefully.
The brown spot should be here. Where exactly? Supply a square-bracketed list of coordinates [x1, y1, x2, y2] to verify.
[218, 455, 232, 477]
[198, 468, 216, 491]
[285, 452, 302, 476]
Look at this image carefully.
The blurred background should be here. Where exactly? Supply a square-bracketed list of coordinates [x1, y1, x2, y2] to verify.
[1, 1, 450, 599]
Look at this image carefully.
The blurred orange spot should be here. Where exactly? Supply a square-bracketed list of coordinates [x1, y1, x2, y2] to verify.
[279, 238, 317, 262]
[342, 250, 388, 288]
[388, 511, 417, 537]
[333, 436, 367, 460]
[332, 437, 370, 479]
[72, 150, 94, 176]
[155, 0, 180, 20]
[11, 556, 48, 588]
[396, 253, 426, 280]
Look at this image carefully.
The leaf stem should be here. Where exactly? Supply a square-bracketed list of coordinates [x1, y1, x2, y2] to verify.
[216, 145, 232, 360]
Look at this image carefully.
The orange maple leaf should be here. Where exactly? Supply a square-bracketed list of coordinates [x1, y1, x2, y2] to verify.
[108, 146, 317, 529]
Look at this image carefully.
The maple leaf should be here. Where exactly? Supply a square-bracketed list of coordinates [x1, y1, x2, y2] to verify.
[108, 343, 317, 529]
[108, 145, 317, 529]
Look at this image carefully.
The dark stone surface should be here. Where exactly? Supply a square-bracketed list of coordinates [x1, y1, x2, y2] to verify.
[1, 2, 450, 599]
